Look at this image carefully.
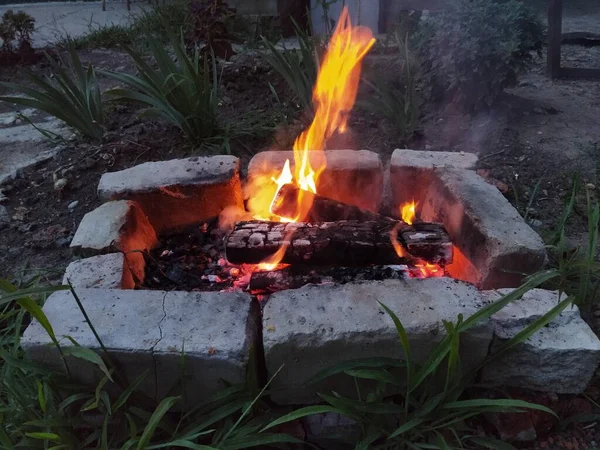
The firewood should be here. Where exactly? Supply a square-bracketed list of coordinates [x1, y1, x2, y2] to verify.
[225, 220, 452, 266]
[271, 184, 395, 223]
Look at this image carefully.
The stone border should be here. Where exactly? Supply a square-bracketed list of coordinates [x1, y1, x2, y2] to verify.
[22, 289, 258, 408]
[389, 149, 546, 289]
[98, 156, 243, 233]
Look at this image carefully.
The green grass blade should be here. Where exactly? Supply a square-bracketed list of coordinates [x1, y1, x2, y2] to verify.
[136, 397, 180, 450]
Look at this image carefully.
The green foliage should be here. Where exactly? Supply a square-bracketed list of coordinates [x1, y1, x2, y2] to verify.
[262, 22, 321, 113]
[0, 40, 105, 141]
[266, 272, 570, 449]
[545, 178, 600, 319]
[416, 0, 545, 109]
[0, 9, 35, 53]
[360, 33, 419, 142]
[0, 281, 300, 449]
[102, 32, 220, 146]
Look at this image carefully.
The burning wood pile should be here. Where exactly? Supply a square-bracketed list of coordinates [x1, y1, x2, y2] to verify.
[220, 8, 453, 293]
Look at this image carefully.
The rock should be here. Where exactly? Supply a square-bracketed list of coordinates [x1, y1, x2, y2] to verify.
[262, 278, 493, 405]
[304, 413, 360, 448]
[487, 411, 537, 442]
[420, 169, 547, 289]
[21, 289, 258, 407]
[388, 148, 478, 212]
[63, 253, 134, 289]
[98, 156, 243, 233]
[248, 150, 384, 213]
[0, 189, 8, 203]
[70, 200, 158, 283]
[67, 200, 79, 210]
[54, 178, 68, 191]
[529, 219, 543, 228]
[481, 289, 600, 394]
[0, 205, 9, 225]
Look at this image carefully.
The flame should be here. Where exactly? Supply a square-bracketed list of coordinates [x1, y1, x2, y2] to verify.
[401, 201, 417, 225]
[245, 6, 375, 270]
[414, 262, 444, 278]
[257, 230, 293, 271]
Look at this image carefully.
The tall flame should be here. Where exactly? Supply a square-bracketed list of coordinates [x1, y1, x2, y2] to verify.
[249, 7, 375, 270]
[401, 201, 417, 225]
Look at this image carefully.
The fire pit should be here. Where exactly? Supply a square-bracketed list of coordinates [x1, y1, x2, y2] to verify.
[21, 7, 600, 408]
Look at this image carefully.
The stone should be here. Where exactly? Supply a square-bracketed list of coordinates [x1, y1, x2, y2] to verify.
[70, 200, 158, 283]
[21, 289, 257, 407]
[0, 205, 9, 225]
[62, 253, 134, 289]
[262, 278, 493, 405]
[67, 200, 79, 210]
[304, 413, 360, 448]
[481, 289, 600, 394]
[247, 150, 384, 213]
[388, 148, 478, 211]
[97, 156, 243, 232]
[419, 169, 547, 289]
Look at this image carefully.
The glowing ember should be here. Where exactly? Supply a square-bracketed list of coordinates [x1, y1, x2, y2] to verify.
[401, 201, 417, 225]
[414, 262, 444, 278]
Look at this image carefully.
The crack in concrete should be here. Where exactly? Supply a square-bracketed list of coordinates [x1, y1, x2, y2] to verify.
[149, 290, 168, 400]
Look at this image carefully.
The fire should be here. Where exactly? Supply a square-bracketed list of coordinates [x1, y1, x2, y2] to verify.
[248, 6, 375, 269]
[401, 201, 417, 225]
[414, 262, 444, 278]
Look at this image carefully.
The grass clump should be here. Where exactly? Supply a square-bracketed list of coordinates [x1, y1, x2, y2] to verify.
[0, 41, 105, 141]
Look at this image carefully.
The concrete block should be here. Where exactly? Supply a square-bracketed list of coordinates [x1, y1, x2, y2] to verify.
[63, 254, 134, 289]
[247, 150, 383, 213]
[420, 169, 546, 289]
[388, 148, 478, 212]
[98, 156, 243, 232]
[70, 200, 158, 284]
[262, 278, 492, 405]
[21, 289, 257, 406]
[480, 289, 600, 394]
[304, 413, 360, 448]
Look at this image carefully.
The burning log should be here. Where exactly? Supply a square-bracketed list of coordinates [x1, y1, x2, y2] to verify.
[271, 184, 395, 223]
[225, 220, 452, 266]
[249, 265, 409, 293]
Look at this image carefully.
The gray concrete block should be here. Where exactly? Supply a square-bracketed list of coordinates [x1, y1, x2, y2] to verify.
[247, 150, 383, 213]
[22, 289, 257, 406]
[388, 148, 478, 213]
[421, 169, 547, 289]
[262, 278, 492, 405]
[70, 200, 157, 284]
[97, 156, 243, 232]
[63, 254, 134, 289]
[481, 289, 600, 394]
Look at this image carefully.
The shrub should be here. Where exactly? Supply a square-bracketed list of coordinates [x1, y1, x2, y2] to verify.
[0, 10, 35, 52]
[416, 0, 545, 109]
[102, 32, 220, 145]
[186, 0, 238, 60]
[0, 41, 105, 141]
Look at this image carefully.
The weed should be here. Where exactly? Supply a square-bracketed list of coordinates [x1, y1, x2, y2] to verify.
[0, 40, 105, 141]
[186, 0, 238, 60]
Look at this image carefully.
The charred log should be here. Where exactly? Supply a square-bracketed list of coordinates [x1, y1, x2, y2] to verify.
[271, 184, 395, 223]
[225, 220, 452, 266]
[249, 265, 409, 294]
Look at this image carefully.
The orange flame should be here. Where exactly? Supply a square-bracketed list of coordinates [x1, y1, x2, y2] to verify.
[401, 201, 417, 225]
[248, 7, 375, 270]
[257, 230, 293, 271]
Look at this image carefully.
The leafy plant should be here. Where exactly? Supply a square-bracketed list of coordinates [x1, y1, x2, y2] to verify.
[103, 32, 220, 146]
[360, 32, 419, 142]
[544, 178, 600, 319]
[416, 0, 545, 109]
[0, 40, 105, 141]
[0, 280, 300, 449]
[262, 21, 321, 113]
[265, 272, 571, 449]
[186, 0, 238, 60]
[0, 9, 35, 53]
